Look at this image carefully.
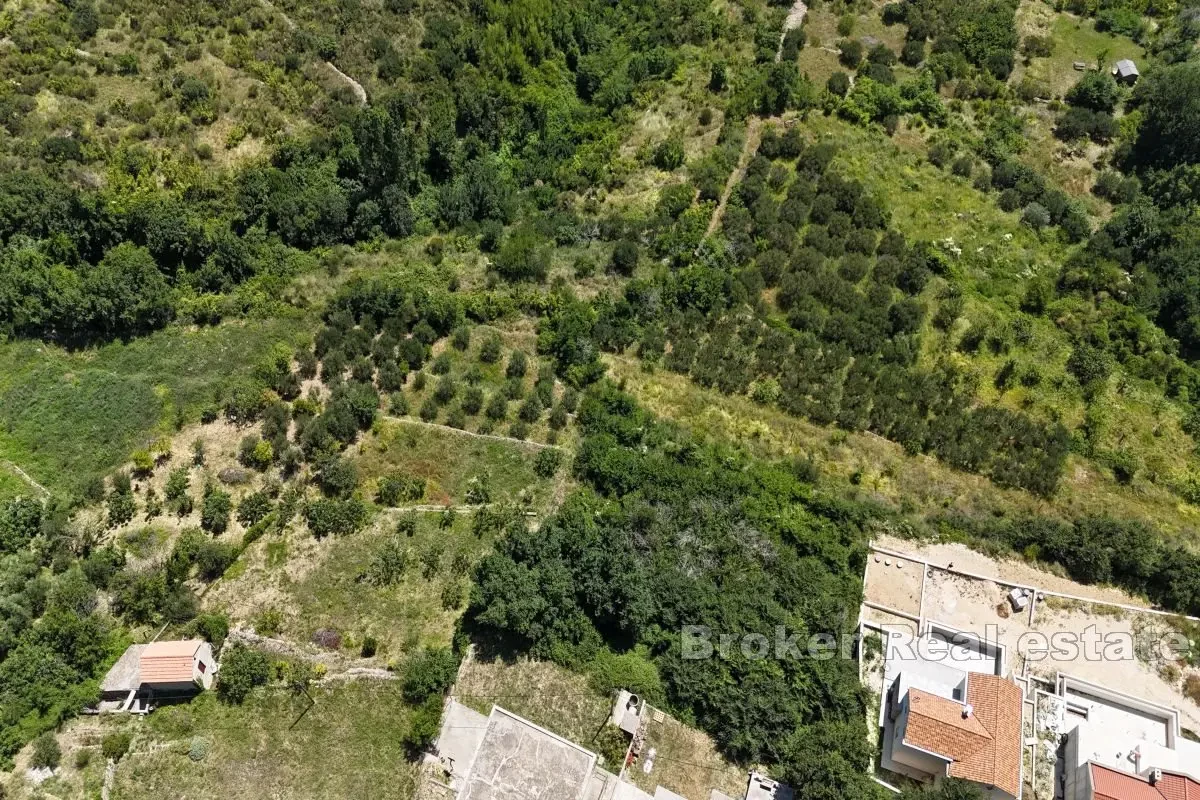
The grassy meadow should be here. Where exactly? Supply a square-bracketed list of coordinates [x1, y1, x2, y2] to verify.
[354, 419, 554, 507]
[108, 685, 420, 800]
[0, 318, 310, 497]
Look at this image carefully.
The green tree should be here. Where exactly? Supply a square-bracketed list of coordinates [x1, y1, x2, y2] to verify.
[506, 350, 528, 379]
[0, 497, 42, 553]
[107, 492, 136, 529]
[102, 732, 132, 762]
[493, 227, 550, 281]
[85, 243, 174, 338]
[838, 39, 864, 68]
[610, 240, 639, 275]
[1066, 342, 1113, 389]
[216, 645, 271, 704]
[709, 60, 727, 91]
[305, 498, 369, 537]
[318, 458, 359, 498]
[402, 695, 443, 755]
[31, 732, 61, 769]
[479, 334, 502, 363]
[534, 448, 562, 477]
[827, 71, 851, 97]
[653, 138, 685, 170]
[237, 491, 273, 526]
[401, 647, 460, 703]
[1131, 61, 1200, 168]
[201, 489, 232, 534]
[1066, 71, 1119, 113]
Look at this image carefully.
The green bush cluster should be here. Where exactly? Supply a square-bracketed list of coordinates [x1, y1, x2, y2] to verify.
[470, 383, 876, 794]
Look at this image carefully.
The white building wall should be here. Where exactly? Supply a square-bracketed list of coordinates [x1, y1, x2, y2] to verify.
[192, 642, 217, 690]
[1063, 734, 1086, 800]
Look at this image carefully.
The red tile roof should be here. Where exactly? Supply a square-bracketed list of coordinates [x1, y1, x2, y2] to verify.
[139, 640, 202, 685]
[905, 689, 992, 759]
[1092, 765, 1200, 800]
[903, 675, 1023, 798]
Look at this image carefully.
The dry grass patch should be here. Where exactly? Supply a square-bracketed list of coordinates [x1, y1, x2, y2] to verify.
[629, 709, 746, 800]
[108, 684, 420, 800]
[455, 657, 613, 753]
[207, 511, 485, 660]
[607, 355, 1200, 538]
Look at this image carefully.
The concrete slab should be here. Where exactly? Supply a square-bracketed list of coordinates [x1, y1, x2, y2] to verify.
[100, 644, 146, 693]
[458, 707, 597, 800]
[653, 788, 688, 800]
[584, 768, 616, 800]
[1063, 686, 1170, 750]
[612, 781, 655, 800]
[438, 700, 490, 787]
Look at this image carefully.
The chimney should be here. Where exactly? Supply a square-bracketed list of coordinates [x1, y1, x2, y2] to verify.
[962, 704, 974, 719]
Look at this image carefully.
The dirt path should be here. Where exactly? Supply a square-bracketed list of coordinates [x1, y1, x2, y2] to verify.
[225, 628, 397, 680]
[376, 503, 539, 516]
[705, 117, 764, 238]
[256, 0, 367, 106]
[705, 0, 808, 239]
[324, 61, 367, 105]
[2, 460, 50, 499]
[872, 534, 1154, 609]
[101, 759, 116, 800]
[776, 0, 809, 62]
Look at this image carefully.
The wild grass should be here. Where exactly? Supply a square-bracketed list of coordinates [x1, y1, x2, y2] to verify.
[207, 499, 513, 659]
[455, 658, 615, 754]
[0, 468, 33, 505]
[108, 684, 420, 800]
[796, 0, 911, 86]
[355, 419, 552, 507]
[1008, 1, 1145, 200]
[805, 114, 1072, 289]
[0, 318, 310, 497]
[283, 512, 488, 658]
[605, 355, 1200, 539]
[788, 114, 1199, 514]
[1014, 2, 1145, 98]
[630, 709, 746, 800]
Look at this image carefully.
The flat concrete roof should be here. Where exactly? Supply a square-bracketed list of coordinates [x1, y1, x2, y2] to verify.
[458, 707, 597, 800]
[100, 644, 146, 693]
[747, 770, 794, 800]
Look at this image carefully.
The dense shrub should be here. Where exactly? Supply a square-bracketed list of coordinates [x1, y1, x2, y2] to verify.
[31, 733, 61, 769]
[377, 472, 425, 505]
[200, 489, 232, 534]
[305, 498, 369, 537]
[216, 645, 271, 704]
[102, 732, 132, 762]
[401, 647, 460, 704]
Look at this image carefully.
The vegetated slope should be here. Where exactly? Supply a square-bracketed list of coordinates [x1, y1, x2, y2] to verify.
[3, 0, 1200, 791]
[0, 318, 309, 497]
[469, 382, 880, 797]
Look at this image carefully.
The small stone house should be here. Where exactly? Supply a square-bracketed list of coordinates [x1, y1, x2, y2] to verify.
[99, 639, 218, 712]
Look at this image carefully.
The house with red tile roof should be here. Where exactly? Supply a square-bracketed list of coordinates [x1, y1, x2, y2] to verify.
[1057, 674, 1200, 800]
[886, 672, 1024, 800]
[1086, 763, 1200, 800]
[99, 639, 218, 712]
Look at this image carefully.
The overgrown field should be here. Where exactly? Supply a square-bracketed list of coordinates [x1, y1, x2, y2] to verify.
[4, 0, 1200, 793]
[0, 318, 309, 496]
[108, 685, 421, 800]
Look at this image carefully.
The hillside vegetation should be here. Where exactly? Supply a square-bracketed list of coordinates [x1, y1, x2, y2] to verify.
[3, 0, 1200, 795]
